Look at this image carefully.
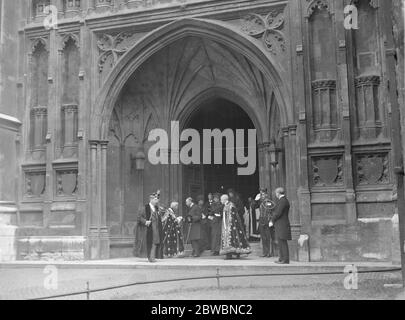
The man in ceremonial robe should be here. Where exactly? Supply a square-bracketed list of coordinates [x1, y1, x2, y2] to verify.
[228, 189, 246, 231]
[134, 193, 164, 263]
[220, 194, 252, 260]
[162, 201, 185, 257]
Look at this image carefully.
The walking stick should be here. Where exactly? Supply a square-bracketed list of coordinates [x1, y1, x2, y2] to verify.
[185, 222, 192, 245]
[183, 222, 192, 257]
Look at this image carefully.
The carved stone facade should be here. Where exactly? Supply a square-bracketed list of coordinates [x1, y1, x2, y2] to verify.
[0, 0, 403, 263]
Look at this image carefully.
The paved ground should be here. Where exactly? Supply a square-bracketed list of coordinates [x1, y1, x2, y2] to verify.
[0, 256, 403, 300]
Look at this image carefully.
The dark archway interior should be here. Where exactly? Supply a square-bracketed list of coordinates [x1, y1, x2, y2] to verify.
[183, 98, 259, 206]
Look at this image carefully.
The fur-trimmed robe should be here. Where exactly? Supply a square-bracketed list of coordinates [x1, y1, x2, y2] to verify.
[134, 204, 164, 259]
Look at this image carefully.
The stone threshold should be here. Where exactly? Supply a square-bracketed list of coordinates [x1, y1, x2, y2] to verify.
[0, 257, 400, 271]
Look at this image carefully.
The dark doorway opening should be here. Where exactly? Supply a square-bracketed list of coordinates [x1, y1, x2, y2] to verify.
[182, 98, 259, 207]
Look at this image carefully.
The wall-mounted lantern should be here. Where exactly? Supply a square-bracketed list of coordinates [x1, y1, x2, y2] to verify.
[133, 150, 146, 171]
[269, 143, 279, 168]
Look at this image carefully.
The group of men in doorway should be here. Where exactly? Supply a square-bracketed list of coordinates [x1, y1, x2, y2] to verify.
[134, 187, 292, 264]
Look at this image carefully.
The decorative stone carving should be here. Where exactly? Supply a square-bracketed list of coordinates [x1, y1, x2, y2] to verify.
[241, 11, 286, 55]
[311, 80, 338, 141]
[25, 171, 46, 197]
[354, 75, 381, 139]
[306, 0, 331, 18]
[312, 79, 336, 91]
[95, 0, 113, 10]
[356, 153, 390, 186]
[355, 75, 380, 87]
[32, 0, 51, 19]
[64, 0, 82, 15]
[312, 155, 344, 187]
[97, 31, 143, 84]
[30, 37, 49, 54]
[60, 33, 80, 50]
[352, 0, 379, 9]
[56, 169, 78, 197]
[98, 32, 134, 73]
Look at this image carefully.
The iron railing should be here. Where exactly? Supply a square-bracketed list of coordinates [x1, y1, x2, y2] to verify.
[28, 266, 402, 300]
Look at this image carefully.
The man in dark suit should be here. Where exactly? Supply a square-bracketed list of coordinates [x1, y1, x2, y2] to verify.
[136, 192, 164, 263]
[208, 193, 223, 256]
[269, 188, 292, 264]
[186, 197, 202, 257]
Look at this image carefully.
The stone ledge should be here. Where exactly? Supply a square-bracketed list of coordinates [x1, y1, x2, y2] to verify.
[0, 226, 17, 262]
[0, 258, 399, 272]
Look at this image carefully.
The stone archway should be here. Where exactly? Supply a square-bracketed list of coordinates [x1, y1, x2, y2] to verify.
[88, 18, 295, 259]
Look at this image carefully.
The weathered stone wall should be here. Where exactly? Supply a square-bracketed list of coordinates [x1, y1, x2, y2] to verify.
[0, 0, 22, 262]
[0, 0, 401, 262]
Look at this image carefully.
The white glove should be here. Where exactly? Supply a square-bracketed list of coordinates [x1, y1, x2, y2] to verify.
[255, 194, 261, 201]
[269, 221, 274, 227]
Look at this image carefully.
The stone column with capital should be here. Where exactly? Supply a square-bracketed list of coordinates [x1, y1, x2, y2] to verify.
[257, 143, 271, 193]
[285, 125, 301, 240]
[87, 140, 110, 260]
[292, 0, 311, 261]
[0, 115, 22, 262]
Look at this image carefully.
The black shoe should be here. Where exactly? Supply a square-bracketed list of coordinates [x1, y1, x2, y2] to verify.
[274, 261, 289, 264]
[261, 254, 268, 258]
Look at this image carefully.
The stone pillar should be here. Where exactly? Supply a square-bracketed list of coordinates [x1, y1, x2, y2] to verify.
[291, 0, 311, 247]
[87, 140, 110, 260]
[170, 150, 180, 204]
[285, 125, 301, 239]
[334, 1, 357, 225]
[78, 13, 89, 238]
[258, 143, 271, 192]
[160, 148, 170, 204]
[0, 114, 21, 262]
[390, 0, 405, 282]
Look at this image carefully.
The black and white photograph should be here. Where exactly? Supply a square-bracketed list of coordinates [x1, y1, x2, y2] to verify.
[0, 0, 404, 305]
